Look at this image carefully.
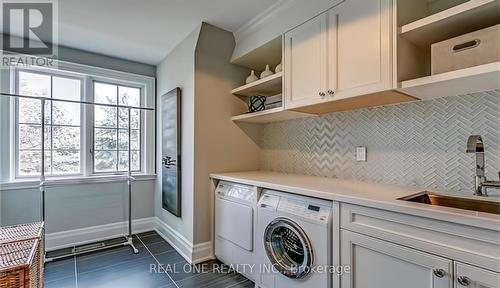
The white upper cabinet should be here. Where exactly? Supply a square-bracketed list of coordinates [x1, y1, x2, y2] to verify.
[328, 0, 393, 100]
[284, 13, 328, 109]
[455, 262, 500, 288]
[284, 0, 394, 110]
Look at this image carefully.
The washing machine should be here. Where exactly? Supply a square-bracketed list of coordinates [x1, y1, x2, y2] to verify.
[215, 181, 259, 281]
[256, 190, 332, 288]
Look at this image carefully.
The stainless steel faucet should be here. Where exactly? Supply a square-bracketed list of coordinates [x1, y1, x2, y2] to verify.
[466, 135, 500, 196]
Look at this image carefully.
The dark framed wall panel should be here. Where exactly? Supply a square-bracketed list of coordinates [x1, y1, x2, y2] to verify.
[161, 87, 181, 217]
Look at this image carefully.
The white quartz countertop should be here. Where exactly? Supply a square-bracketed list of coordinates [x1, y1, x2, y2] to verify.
[210, 171, 500, 231]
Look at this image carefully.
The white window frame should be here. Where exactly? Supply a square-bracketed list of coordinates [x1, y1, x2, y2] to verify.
[13, 68, 86, 179]
[7, 60, 156, 181]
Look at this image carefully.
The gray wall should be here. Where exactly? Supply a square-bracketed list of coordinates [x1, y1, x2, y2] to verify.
[1, 34, 156, 77]
[0, 42, 156, 231]
[193, 23, 260, 244]
[260, 91, 500, 194]
[57, 46, 156, 77]
[1, 181, 155, 233]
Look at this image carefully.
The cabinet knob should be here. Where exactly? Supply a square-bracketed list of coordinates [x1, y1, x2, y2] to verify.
[319, 92, 326, 97]
[457, 276, 471, 286]
[328, 89, 335, 95]
[433, 269, 446, 278]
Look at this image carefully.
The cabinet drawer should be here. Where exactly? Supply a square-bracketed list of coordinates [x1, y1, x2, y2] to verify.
[455, 261, 500, 288]
[340, 203, 500, 271]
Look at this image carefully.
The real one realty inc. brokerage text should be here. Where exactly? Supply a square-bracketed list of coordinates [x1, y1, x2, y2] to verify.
[150, 263, 351, 276]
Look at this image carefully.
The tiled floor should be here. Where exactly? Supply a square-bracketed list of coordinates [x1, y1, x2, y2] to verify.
[44, 231, 253, 288]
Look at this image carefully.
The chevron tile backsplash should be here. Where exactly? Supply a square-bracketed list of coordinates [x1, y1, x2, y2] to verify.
[260, 91, 500, 194]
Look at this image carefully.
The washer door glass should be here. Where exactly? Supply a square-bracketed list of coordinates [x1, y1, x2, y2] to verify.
[264, 218, 313, 278]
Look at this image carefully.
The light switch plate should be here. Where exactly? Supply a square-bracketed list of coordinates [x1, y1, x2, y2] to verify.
[356, 147, 367, 162]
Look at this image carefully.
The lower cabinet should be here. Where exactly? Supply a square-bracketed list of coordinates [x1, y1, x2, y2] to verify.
[455, 262, 500, 288]
[341, 230, 500, 288]
[341, 230, 453, 288]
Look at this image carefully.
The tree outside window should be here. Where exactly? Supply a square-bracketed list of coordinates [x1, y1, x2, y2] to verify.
[17, 71, 82, 176]
[93, 82, 141, 173]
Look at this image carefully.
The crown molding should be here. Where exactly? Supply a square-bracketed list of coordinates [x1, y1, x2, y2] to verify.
[234, 0, 298, 42]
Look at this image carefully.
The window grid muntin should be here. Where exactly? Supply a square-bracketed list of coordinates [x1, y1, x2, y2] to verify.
[92, 81, 142, 173]
[15, 69, 83, 177]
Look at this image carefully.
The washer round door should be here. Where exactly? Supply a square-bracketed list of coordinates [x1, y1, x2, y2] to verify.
[264, 217, 313, 279]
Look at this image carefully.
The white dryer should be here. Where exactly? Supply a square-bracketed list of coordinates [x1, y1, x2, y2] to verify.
[256, 190, 332, 288]
[215, 181, 259, 281]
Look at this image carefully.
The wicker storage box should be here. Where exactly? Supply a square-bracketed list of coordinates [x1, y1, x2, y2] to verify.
[0, 223, 44, 288]
[431, 24, 500, 75]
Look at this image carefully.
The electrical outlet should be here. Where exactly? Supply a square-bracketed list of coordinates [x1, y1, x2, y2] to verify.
[356, 147, 367, 162]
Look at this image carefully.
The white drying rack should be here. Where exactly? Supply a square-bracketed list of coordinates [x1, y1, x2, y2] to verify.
[0, 92, 155, 261]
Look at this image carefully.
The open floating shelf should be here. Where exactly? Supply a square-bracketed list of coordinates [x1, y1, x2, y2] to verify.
[231, 106, 311, 124]
[400, 0, 500, 46]
[231, 72, 283, 97]
[400, 62, 500, 99]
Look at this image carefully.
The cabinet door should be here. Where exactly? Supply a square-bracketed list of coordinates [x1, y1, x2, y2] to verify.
[284, 13, 328, 109]
[341, 230, 453, 288]
[328, 0, 393, 101]
[455, 262, 500, 288]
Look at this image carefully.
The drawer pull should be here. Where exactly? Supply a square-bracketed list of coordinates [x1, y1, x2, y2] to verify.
[457, 276, 471, 286]
[433, 269, 446, 278]
[452, 39, 480, 53]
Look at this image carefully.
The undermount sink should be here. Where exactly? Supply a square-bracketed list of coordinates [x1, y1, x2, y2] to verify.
[399, 191, 500, 215]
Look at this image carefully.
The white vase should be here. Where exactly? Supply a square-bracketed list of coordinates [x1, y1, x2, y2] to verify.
[246, 70, 259, 84]
[260, 65, 274, 78]
[275, 63, 282, 73]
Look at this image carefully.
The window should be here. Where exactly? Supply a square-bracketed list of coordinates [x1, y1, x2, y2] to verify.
[16, 70, 82, 176]
[10, 64, 154, 180]
[93, 82, 141, 173]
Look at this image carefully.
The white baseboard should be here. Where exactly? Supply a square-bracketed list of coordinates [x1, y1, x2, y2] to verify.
[192, 241, 215, 264]
[154, 217, 214, 264]
[46, 217, 155, 251]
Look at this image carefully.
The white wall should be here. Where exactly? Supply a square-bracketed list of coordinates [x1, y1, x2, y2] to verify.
[155, 23, 261, 261]
[156, 26, 200, 244]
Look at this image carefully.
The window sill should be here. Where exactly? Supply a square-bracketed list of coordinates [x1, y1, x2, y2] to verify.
[0, 174, 157, 191]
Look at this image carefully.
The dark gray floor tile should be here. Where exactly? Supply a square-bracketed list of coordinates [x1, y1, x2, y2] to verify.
[77, 256, 174, 288]
[155, 250, 185, 266]
[76, 242, 148, 274]
[145, 240, 175, 255]
[44, 257, 75, 282]
[137, 231, 158, 238]
[230, 279, 255, 288]
[167, 259, 222, 282]
[176, 268, 248, 288]
[45, 275, 77, 288]
[139, 233, 167, 245]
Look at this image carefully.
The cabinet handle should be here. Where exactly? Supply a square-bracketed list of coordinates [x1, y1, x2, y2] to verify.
[319, 92, 326, 97]
[457, 276, 471, 286]
[433, 269, 446, 278]
[328, 89, 335, 96]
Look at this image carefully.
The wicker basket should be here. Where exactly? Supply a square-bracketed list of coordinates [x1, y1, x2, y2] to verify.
[0, 222, 44, 288]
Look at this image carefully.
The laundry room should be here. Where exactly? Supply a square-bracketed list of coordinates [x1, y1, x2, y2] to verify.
[0, 0, 499, 288]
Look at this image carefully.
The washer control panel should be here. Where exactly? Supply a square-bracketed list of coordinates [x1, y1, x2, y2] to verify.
[278, 198, 331, 223]
[258, 192, 332, 224]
